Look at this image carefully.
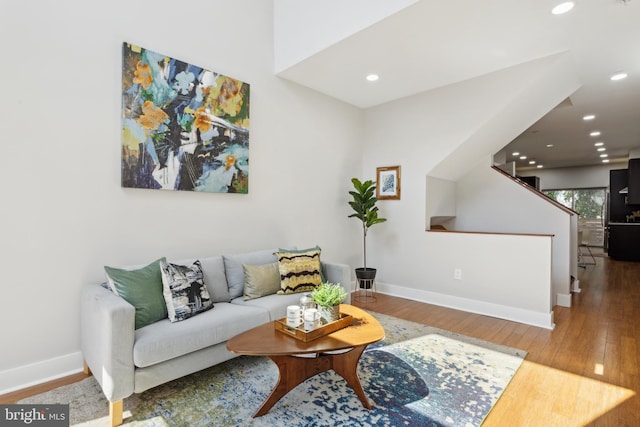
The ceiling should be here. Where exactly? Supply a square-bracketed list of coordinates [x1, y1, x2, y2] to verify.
[277, 0, 640, 171]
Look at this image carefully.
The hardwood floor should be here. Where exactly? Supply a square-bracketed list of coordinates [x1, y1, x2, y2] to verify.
[2, 256, 638, 425]
[352, 256, 640, 426]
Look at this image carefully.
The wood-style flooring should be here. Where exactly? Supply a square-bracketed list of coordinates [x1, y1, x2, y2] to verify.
[352, 256, 640, 426]
[2, 255, 638, 426]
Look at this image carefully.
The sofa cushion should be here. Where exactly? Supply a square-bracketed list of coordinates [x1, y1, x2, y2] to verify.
[133, 303, 270, 368]
[104, 258, 168, 329]
[231, 293, 304, 321]
[171, 256, 230, 303]
[222, 248, 281, 299]
[275, 248, 322, 295]
[160, 260, 214, 322]
[242, 262, 281, 300]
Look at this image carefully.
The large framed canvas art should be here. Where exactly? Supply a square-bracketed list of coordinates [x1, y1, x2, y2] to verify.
[121, 43, 250, 193]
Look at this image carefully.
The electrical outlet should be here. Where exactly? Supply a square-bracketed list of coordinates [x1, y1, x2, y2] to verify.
[454, 268, 462, 280]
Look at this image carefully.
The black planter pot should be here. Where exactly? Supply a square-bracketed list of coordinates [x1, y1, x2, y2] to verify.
[355, 267, 377, 289]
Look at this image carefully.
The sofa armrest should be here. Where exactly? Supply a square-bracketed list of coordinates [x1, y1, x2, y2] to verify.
[80, 284, 135, 402]
[321, 261, 352, 302]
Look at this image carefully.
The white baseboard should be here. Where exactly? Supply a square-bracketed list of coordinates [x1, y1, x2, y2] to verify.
[571, 279, 582, 293]
[376, 282, 555, 330]
[0, 352, 84, 395]
[556, 292, 572, 308]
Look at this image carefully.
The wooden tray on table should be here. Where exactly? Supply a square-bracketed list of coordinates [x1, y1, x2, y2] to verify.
[274, 312, 353, 342]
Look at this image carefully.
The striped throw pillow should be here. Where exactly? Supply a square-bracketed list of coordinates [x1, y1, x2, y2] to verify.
[275, 248, 322, 294]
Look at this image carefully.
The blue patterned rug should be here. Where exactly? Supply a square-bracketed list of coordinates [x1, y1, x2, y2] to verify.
[21, 312, 526, 426]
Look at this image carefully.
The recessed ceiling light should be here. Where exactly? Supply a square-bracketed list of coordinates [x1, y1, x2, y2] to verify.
[594, 142, 604, 146]
[597, 147, 606, 152]
[529, 160, 536, 164]
[603, 159, 610, 163]
[600, 154, 608, 158]
[583, 114, 596, 121]
[520, 156, 527, 160]
[537, 165, 544, 168]
[366, 74, 379, 82]
[552, 2, 574, 15]
[546, 144, 554, 148]
[512, 152, 520, 156]
[611, 72, 628, 81]
[590, 131, 601, 137]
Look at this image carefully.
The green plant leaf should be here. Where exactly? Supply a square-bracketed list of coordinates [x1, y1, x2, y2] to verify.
[348, 176, 387, 269]
[311, 282, 348, 307]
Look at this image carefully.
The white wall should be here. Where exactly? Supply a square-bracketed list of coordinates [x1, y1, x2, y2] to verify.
[451, 161, 574, 307]
[0, 0, 364, 392]
[361, 51, 578, 323]
[383, 231, 554, 329]
[425, 176, 456, 227]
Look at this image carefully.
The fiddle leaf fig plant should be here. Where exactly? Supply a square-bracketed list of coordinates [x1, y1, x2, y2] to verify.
[348, 178, 386, 270]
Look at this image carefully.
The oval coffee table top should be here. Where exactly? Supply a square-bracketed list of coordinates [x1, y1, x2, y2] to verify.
[227, 304, 385, 356]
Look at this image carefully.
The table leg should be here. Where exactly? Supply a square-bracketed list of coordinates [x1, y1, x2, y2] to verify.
[253, 345, 371, 417]
[253, 354, 331, 417]
[328, 345, 372, 409]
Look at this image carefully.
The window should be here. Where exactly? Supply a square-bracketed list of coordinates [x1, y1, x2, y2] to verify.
[543, 187, 606, 246]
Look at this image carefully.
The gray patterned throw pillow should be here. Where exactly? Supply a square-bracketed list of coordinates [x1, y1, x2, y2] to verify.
[160, 260, 213, 322]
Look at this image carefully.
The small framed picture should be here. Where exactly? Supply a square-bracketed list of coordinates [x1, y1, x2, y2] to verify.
[376, 166, 401, 200]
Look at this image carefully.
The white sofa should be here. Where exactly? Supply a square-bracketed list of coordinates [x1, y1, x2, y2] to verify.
[80, 247, 350, 426]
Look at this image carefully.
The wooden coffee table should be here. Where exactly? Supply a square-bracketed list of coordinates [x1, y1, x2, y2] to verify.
[226, 304, 385, 417]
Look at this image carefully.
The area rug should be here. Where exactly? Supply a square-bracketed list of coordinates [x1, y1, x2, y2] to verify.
[20, 312, 526, 426]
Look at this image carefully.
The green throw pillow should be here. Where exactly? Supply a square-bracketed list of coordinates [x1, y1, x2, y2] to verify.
[105, 258, 168, 329]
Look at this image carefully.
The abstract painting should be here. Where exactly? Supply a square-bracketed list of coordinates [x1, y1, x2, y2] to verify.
[121, 43, 250, 193]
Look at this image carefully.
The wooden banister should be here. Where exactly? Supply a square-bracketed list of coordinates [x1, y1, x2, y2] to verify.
[427, 228, 554, 237]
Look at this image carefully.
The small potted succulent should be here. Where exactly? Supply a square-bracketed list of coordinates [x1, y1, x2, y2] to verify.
[311, 282, 348, 323]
